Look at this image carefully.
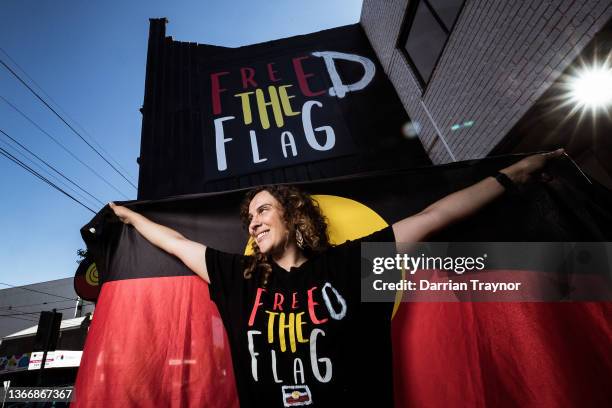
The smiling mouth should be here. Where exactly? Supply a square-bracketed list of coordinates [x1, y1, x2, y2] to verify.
[256, 230, 270, 243]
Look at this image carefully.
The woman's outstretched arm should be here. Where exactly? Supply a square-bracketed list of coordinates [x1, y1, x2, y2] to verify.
[392, 149, 566, 243]
[109, 203, 209, 283]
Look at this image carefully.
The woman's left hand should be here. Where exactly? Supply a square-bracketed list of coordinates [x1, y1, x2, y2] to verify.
[501, 148, 565, 184]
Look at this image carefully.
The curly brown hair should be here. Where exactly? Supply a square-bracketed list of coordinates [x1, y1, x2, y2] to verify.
[239, 185, 331, 287]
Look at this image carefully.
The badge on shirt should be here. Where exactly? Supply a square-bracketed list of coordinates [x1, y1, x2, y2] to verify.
[281, 385, 312, 406]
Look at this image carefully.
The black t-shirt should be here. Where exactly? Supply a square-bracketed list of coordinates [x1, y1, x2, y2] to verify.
[205, 226, 395, 408]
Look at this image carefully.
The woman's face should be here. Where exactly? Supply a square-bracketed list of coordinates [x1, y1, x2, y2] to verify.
[248, 190, 290, 254]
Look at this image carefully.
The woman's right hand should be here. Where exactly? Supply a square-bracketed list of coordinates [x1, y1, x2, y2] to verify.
[108, 201, 210, 283]
[109, 202, 134, 225]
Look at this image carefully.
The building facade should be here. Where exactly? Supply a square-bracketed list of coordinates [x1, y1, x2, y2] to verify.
[136, 20, 432, 199]
[361, 0, 612, 185]
[0, 278, 94, 386]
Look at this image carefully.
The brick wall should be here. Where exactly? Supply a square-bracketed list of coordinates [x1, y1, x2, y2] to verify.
[361, 0, 612, 163]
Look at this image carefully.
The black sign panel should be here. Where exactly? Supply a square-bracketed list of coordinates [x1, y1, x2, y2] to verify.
[138, 22, 430, 198]
[203, 50, 376, 179]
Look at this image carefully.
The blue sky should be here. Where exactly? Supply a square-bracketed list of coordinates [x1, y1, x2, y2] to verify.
[0, 0, 363, 286]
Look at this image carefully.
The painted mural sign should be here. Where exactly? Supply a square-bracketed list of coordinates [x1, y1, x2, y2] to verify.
[138, 23, 430, 198]
[205, 50, 376, 180]
[0, 353, 30, 374]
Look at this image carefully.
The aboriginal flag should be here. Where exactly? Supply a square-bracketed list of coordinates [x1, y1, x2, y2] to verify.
[73, 155, 612, 407]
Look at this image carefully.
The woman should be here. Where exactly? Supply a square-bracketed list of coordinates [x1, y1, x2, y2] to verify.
[109, 149, 564, 407]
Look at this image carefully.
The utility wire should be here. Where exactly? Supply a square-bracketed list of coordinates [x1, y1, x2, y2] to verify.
[0, 57, 138, 190]
[0, 295, 94, 322]
[0, 282, 79, 301]
[0, 145, 96, 213]
[0, 129, 104, 206]
[0, 302, 93, 320]
[70, 120, 137, 181]
[0, 138, 101, 210]
[0, 142, 97, 212]
[0, 299, 92, 309]
[0, 47, 137, 181]
[0, 305, 85, 317]
[0, 303, 90, 312]
[0, 95, 129, 199]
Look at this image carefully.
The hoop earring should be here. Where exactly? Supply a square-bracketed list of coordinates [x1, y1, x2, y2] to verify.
[283, 230, 290, 251]
[295, 228, 304, 249]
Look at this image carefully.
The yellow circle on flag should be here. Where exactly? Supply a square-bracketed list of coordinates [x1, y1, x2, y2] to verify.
[85, 263, 99, 286]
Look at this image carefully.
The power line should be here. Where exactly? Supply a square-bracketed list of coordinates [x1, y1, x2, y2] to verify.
[0, 57, 138, 190]
[0, 138, 101, 210]
[0, 282, 78, 301]
[0, 55, 138, 190]
[0, 302, 93, 320]
[0, 305, 84, 317]
[0, 95, 130, 199]
[0, 129, 105, 207]
[0, 143, 97, 213]
[70, 120, 137, 181]
[0, 47, 137, 181]
[0, 296, 94, 321]
[0, 299, 90, 309]
[0, 145, 96, 213]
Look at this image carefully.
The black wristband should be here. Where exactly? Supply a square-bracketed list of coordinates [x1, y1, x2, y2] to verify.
[494, 172, 517, 193]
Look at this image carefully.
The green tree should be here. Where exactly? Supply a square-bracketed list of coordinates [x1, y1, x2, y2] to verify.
[77, 248, 89, 264]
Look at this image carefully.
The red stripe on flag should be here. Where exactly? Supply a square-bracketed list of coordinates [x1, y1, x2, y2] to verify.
[392, 302, 612, 407]
[72, 276, 238, 407]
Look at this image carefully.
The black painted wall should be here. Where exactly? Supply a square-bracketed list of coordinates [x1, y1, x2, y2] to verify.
[137, 19, 430, 199]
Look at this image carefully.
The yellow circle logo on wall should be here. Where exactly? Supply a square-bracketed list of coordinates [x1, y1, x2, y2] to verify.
[244, 194, 401, 318]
